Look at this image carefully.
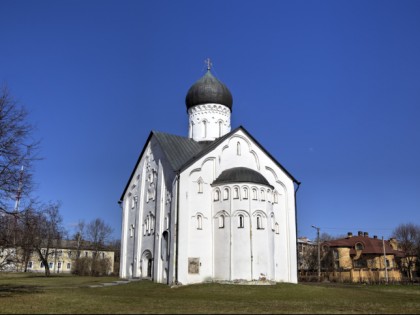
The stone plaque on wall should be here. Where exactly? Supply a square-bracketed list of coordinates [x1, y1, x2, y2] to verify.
[188, 257, 200, 274]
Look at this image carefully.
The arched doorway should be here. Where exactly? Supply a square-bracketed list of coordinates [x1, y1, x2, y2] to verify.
[141, 250, 153, 279]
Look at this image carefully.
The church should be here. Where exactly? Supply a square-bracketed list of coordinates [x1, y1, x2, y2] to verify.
[119, 63, 300, 285]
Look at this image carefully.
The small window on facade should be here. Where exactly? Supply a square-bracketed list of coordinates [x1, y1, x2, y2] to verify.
[40, 262, 44, 268]
[237, 142, 241, 156]
[203, 120, 207, 138]
[275, 223, 280, 234]
[238, 215, 244, 228]
[219, 215, 225, 228]
[198, 178, 203, 193]
[261, 189, 265, 201]
[68, 251, 72, 258]
[252, 188, 257, 200]
[85, 251, 88, 257]
[223, 188, 229, 200]
[256, 215, 264, 229]
[49, 262, 53, 268]
[27, 261, 33, 269]
[214, 190, 220, 201]
[58, 262, 62, 269]
[233, 187, 239, 199]
[243, 187, 248, 199]
[355, 243, 364, 250]
[219, 120, 223, 137]
[67, 263, 71, 269]
[197, 215, 203, 230]
[273, 191, 278, 203]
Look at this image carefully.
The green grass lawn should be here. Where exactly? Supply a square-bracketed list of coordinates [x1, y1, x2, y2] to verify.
[0, 273, 419, 314]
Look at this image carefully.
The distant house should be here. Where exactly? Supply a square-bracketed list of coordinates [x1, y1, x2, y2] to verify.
[297, 237, 317, 272]
[321, 231, 405, 283]
[0, 240, 115, 275]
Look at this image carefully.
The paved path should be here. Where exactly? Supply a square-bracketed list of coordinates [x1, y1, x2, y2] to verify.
[88, 278, 141, 288]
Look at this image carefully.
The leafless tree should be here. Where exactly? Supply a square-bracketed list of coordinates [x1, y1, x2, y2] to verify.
[28, 201, 65, 276]
[0, 86, 39, 216]
[73, 220, 86, 259]
[392, 223, 420, 281]
[86, 218, 113, 259]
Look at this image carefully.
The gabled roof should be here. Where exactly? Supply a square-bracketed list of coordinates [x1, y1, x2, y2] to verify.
[119, 125, 299, 202]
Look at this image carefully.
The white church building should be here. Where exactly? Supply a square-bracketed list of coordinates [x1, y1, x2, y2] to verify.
[119, 64, 300, 285]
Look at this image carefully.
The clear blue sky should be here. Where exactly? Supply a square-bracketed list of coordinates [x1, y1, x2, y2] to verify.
[1, 0, 419, 241]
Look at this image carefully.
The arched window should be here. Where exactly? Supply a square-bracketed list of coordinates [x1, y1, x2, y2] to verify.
[218, 215, 225, 228]
[238, 214, 244, 228]
[197, 215, 203, 230]
[237, 141, 241, 156]
[355, 243, 364, 250]
[275, 223, 279, 234]
[203, 120, 207, 138]
[233, 187, 239, 199]
[197, 178, 203, 193]
[261, 189, 265, 201]
[243, 187, 248, 199]
[223, 188, 229, 200]
[273, 191, 278, 203]
[252, 188, 257, 200]
[256, 215, 263, 229]
[214, 190, 220, 201]
[218, 120, 223, 137]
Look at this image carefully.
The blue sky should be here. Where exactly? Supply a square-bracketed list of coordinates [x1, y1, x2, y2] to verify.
[1, 0, 419, 241]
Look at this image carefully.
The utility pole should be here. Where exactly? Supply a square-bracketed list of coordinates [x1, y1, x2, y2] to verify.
[382, 236, 389, 284]
[311, 225, 321, 282]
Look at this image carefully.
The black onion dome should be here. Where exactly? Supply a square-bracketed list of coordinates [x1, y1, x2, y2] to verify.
[185, 70, 233, 111]
[212, 167, 273, 188]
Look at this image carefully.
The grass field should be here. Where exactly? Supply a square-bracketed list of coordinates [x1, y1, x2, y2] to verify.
[0, 273, 419, 314]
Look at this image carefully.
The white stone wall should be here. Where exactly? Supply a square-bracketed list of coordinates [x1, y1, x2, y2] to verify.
[188, 104, 231, 142]
[177, 129, 297, 284]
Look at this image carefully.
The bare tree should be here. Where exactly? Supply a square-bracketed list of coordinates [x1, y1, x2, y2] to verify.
[392, 223, 420, 281]
[29, 201, 65, 276]
[86, 218, 113, 276]
[73, 220, 86, 259]
[0, 86, 39, 216]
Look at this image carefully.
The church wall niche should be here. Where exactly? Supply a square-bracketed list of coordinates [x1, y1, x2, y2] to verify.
[231, 210, 251, 280]
[213, 210, 230, 280]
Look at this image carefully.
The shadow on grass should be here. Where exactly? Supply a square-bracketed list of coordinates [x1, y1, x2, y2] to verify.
[0, 284, 43, 297]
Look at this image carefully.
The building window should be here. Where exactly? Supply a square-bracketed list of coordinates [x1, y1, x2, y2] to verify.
[197, 178, 203, 193]
[197, 215, 203, 230]
[219, 215, 225, 228]
[85, 251, 88, 257]
[223, 188, 229, 200]
[256, 215, 264, 229]
[233, 187, 239, 199]
[237, 141, 241, 156]
[238, 215, 244, 228]
[261, 189, 265, 201]
[214, 190, 220, 201]
[275, 223, 279, 234]
[252, 188, 257, 200]
[219, 121, 223, 137]
[203, 120, 207, 138]
[67, 263, 71, 269]
[27, 261, 33, 269]
[355, 243, 364, 250]
[273, 191, 278, 203]
[243, 187, 248, 199]
[49, 262, 53, 269]
[40, 262, 44, 268]
[57, 262, 62, 269]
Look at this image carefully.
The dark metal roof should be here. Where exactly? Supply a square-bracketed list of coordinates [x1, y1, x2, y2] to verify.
[212, 167, 273, 188]
[185, 70, 233, 111]
[119, 126, 300, 202]
[153, 131, 211, 171]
